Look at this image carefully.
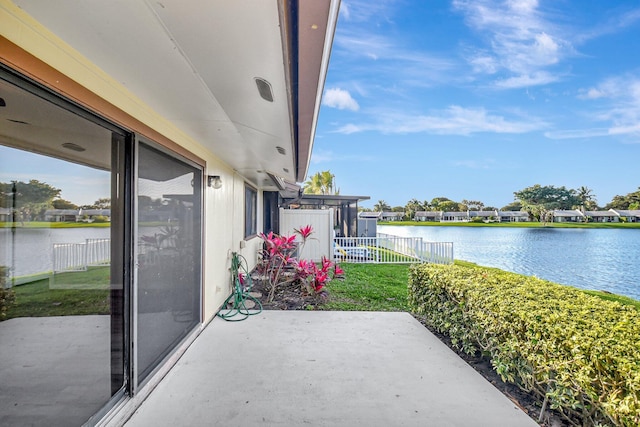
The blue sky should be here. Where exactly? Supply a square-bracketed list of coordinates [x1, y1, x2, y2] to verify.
[0, 147, 110, 206]
[312, 0, 640, 209]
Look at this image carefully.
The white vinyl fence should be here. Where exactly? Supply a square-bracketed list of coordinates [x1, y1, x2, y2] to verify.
[53, 238, 111, 272]
[334, 233, 453, 264]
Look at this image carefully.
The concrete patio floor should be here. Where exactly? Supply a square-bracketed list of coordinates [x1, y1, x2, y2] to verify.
[123, 311, 537, 426]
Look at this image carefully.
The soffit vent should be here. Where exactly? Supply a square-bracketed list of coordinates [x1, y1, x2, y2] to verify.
[255, 77, 274, 102]
[62, 142, 86, 152]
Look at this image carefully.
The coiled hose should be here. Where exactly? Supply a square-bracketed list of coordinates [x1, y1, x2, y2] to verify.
[217, 252, 263, 321]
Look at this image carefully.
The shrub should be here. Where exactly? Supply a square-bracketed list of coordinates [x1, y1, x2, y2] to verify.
[0, 266, 15, 320]
[408, 263, 640, 426]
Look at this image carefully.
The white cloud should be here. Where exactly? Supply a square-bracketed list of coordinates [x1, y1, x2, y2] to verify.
[339, 2, 351, 20]
[469, 54, 498, 74]
[322, 88, 360, 111]
[544, 128, 610, 139]
[337, 0, 397, 24]
[333, 105, 545, 135]
[494, 71, 560, 89]
[550, 74, 640, 140]
[453, 0, 571, 87]
[332, 23, 456, 92]
[576, 7, 640, 43]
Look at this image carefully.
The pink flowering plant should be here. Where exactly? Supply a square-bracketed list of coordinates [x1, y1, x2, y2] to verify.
[257, 225, 344, 303]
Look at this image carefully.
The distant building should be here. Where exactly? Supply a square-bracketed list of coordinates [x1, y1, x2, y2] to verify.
[552, 210, 585, 222]
[381, 212, 404, 221]
[497, 211, 530, 222]
[44, 209, 80, 222]
[414, 211, 442, 222]
[468, 210, 499, 221]
[442, 211, 470, 222]
[584, 210, 619, 223]
[358, 211, 382, 221]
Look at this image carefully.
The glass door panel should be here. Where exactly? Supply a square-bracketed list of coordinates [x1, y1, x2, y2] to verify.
[135, 142, 202, 385]
[0, 75, 124, 426]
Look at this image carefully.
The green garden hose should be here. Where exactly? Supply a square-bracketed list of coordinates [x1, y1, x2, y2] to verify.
[217, 252, 263, 321]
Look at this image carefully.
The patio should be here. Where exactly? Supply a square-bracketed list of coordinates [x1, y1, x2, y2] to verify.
[122, 311, 537, 426]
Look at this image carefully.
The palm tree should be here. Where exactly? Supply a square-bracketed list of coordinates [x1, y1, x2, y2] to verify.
[303, 170, 339, 195]
[373, 200, 391, 212]
[577, 186, 597, 211]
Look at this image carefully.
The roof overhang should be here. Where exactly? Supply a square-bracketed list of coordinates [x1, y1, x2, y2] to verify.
[283, 193, 371, 208]
[3, 0, 340, 187]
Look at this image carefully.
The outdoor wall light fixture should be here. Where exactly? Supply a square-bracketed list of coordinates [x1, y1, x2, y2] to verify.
[207, 175, 222, 189]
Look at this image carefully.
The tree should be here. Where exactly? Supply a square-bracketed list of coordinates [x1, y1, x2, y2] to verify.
[0, 180, 61, 221]
[514, 184, 580, 222]
[605, 187, 640, 210]
[462, 199, 485, 211]
[439, 200, 462, 212]
[373, 200, 391, 212]
[303, 170, 339, 195]
[52, 199, 78, 210]
[501, 201, 523, 211]
[405, 198, 426, 220]
[93, 198, 111, 209]
[430, 197, 451, 211]
[576, 186, 598, 210]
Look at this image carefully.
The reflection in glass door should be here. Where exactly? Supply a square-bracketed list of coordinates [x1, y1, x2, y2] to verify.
[0, 73, 125, 426]
[135, 142, 202, 385]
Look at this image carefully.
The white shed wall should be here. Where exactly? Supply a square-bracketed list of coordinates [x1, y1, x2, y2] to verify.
[279, 208, 333, 262]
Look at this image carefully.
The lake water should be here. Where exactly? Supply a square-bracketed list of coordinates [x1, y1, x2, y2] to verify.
[0, 227, 111, 277]
[379, 225, 640, 301]
[3, 225, 640, 301]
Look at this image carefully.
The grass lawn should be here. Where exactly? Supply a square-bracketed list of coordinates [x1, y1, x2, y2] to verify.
[322, 263, 411, 311]
[5, 261, 637, 320]
[323, 261, 640, 312]
[5, 266, 111, 319]
[380, 220, 640, 229]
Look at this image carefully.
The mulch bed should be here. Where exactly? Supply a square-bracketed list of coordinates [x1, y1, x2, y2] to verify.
[247, 279, 567, 426]
[249, 277, 326, 311]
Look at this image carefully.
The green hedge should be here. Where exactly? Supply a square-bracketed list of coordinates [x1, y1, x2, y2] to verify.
[408, 263, 640, 426]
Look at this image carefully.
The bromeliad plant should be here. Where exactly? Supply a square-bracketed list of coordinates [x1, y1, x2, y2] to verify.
[295, 257, 344, 297]
[257, 225, 344, 302]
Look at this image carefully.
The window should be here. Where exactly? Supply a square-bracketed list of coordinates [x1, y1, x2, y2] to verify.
[244, 184, 257, 238]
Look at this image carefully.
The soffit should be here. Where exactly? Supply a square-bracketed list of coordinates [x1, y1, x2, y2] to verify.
[10, 0, 338, 188]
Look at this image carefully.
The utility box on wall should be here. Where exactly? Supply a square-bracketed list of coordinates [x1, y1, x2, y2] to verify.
[279, 208, 333, 262]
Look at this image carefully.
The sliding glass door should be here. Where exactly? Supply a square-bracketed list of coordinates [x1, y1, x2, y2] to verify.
[0, 71, 126, 426]
[0, 68, 203, 425]
[135, 141, 202, 386]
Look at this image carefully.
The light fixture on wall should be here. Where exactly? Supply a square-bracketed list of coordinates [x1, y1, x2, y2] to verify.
[207, 175, 222, 189]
